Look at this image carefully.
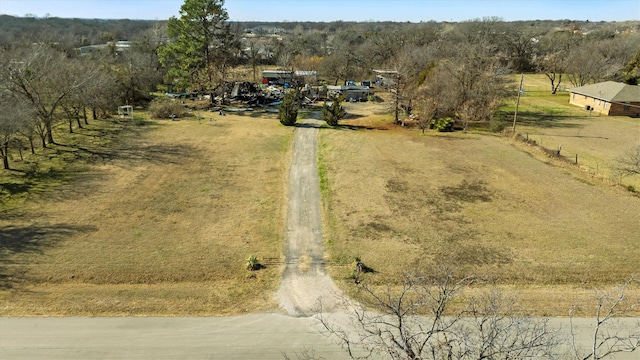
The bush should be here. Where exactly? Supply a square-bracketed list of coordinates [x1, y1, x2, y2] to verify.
[246, 255, 260, 271]
[431, 117, 455, 132]
[489, 118, 507, 133]
[149, 97, 187, 119]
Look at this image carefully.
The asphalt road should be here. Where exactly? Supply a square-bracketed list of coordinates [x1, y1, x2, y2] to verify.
[0, 313, 350, 360]
[3, 315, 639, 359]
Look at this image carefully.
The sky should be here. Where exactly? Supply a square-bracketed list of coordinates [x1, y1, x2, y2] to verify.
[0, 0, 638, 22]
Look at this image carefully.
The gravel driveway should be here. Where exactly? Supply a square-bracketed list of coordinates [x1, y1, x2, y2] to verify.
[276, 119, 344, 317]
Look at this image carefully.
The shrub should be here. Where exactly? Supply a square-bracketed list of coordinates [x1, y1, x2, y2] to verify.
[246, 255, 260, 271]
[489, 118, 507, 133]
[431, 117, 455, 132]
[149, 97, 187, 119]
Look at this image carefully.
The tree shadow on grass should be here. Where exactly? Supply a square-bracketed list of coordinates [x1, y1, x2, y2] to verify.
[294, 122, 323, 129]
[336, 123, 383, 131]
[68, 142, 198, 166]
[0, 182, 31, 195]
[39, 143, 198, 202]
[509, 111, 583, 129]
[535, 133, 609, 140]
[0, 223, 97, 290]
[1, 117, 199, 200]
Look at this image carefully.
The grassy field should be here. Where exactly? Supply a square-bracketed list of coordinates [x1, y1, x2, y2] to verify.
[1, 81, 639, 317]
[0, 111, 291, 316]
[498, 74, 640, 189]
[321, 96, 640, 316]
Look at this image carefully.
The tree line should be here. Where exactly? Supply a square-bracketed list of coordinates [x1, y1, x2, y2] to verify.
[1, 0, 639, 168]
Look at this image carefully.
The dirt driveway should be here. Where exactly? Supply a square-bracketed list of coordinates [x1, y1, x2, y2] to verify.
[276, 119, 344, 317]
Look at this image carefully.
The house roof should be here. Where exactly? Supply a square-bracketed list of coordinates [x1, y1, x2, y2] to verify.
[568, 81, 640, 102]
[294, 70, 317, 77]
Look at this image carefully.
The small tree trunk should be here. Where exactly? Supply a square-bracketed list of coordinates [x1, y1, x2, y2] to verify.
[1, 145, 9, 170]
[29, 136, 35, 154]
[83, 107, 89, 125]
[46, 120, 54, 144]
[69, 119, 74, 133]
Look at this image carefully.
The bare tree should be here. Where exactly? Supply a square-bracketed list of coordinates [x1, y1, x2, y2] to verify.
[416, 97, 436, 135]
[246, 39, 261, 83]
[570, 276, 640, 360]
[313, 272, 640, 360]
[282, 347, 326, 360]
[613, 145, 640, 179]
[564, 40, 625, 87]
[84, 64, 121, 121]
[317, 270, 562, 360]
[501, 27, 539, 72]
[533, 31, 580, 94]
[60, 58, 102, 133]
[0, 88, 33, 169]
[6, 43, 89, 146]
[419, 42, 512, 130]
[322, 43, 365, 86]
[457, 289, 564, 359]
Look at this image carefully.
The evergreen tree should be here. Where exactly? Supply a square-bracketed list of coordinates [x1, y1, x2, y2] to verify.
[322, 96, 347, 126]
[158, 0, 235, 102]
[279, 89, 301, 126]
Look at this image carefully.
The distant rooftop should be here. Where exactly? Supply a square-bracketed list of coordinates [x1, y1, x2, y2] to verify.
[568, 81, 640, 102]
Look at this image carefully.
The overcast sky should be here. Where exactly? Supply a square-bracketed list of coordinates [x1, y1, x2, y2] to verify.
[0, 0, 638, 22]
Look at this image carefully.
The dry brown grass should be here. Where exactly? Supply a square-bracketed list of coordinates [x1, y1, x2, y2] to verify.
[0, 111, 291, 316]
[320, 100, 640, 315]
[1, 86, 638, 317]
[509, 74, 640, 189]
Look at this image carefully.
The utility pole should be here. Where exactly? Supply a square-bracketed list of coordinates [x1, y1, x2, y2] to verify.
[512, 73, 524, 135]
[394, 71, 400, 124]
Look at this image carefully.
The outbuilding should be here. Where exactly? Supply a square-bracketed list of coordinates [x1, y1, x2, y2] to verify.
[262, 70, 292, 85]
[326, 85, 371, 102]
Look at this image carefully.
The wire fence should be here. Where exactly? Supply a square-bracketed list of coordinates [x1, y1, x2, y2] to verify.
[510, 131, 623, 187]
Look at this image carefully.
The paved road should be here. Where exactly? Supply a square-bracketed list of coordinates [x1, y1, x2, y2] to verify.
[3, 315, 638, 359]
[0, 313, 350, 359]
